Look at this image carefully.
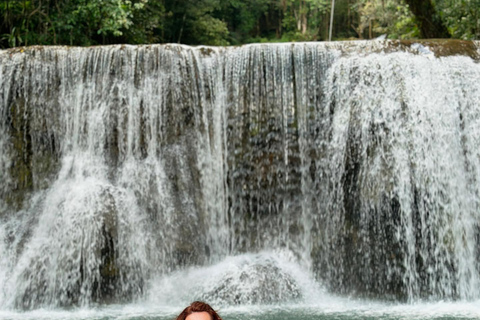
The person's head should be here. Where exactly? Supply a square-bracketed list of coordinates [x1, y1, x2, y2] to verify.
[175, 301, 222, 320]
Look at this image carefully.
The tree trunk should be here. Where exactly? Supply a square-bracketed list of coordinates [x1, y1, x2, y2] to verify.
[404, 0, 450, 38]
[369, 19, 372, 39]
[302, 0, 307, 35]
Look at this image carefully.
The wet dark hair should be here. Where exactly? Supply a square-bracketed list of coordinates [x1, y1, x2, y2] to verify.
[175, 301, 222, 320]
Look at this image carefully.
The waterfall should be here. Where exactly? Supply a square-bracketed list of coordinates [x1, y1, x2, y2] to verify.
[0, 40, 480, 309]
[319, 49, 480, 300]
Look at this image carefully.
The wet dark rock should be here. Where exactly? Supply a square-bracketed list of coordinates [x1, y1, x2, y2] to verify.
[201, 262, 301, 304]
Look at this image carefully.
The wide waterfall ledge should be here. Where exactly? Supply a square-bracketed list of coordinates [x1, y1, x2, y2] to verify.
[1, 39, 480, 310]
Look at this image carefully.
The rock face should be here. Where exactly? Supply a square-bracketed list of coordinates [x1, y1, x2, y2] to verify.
[1, 40, 480, 308]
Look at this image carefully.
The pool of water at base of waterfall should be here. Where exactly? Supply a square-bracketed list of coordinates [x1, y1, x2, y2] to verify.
[1, 300, 480, 320]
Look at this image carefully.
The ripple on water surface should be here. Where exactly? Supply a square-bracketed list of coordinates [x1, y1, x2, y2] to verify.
[2, 300, 480, 320]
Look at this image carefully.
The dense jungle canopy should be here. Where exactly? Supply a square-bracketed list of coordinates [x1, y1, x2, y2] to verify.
[0, 0, 479, 48]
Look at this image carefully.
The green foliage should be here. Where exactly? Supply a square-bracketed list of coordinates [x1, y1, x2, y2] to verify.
[160, 0, 230, 44]
[349, 0, 418, 39]
[191, 15, 230, 46]
[0, 0, 474, 48]
[56, 0, 163, 45]
[1, 27, 22, 47]
[0, 0, 162, 47]
[389, 3, 419, 39]
[278, 0, 331, 40]
[436, 0, 480, 39]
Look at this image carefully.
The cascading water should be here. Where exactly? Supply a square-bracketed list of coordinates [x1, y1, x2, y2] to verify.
[1, 40, 480, 312]
[318, 48, 480, 300]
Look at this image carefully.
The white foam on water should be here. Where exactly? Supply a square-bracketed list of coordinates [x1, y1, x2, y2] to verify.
[146, 250, 321, 307]
[4, 253, 480, 319]
[1, 288, 480, 320]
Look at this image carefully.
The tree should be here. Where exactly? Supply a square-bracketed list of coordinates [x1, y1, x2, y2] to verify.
[1, 0, 477, 48]
[403, 0, 450, 38]
[160, 0, 230, 45]
[351, 0, 377, 39]
[348, 0, 418, 40]
[436, 0, 480, 40]
[277, 0, 331, 41]
[0, 0, 163, 48]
